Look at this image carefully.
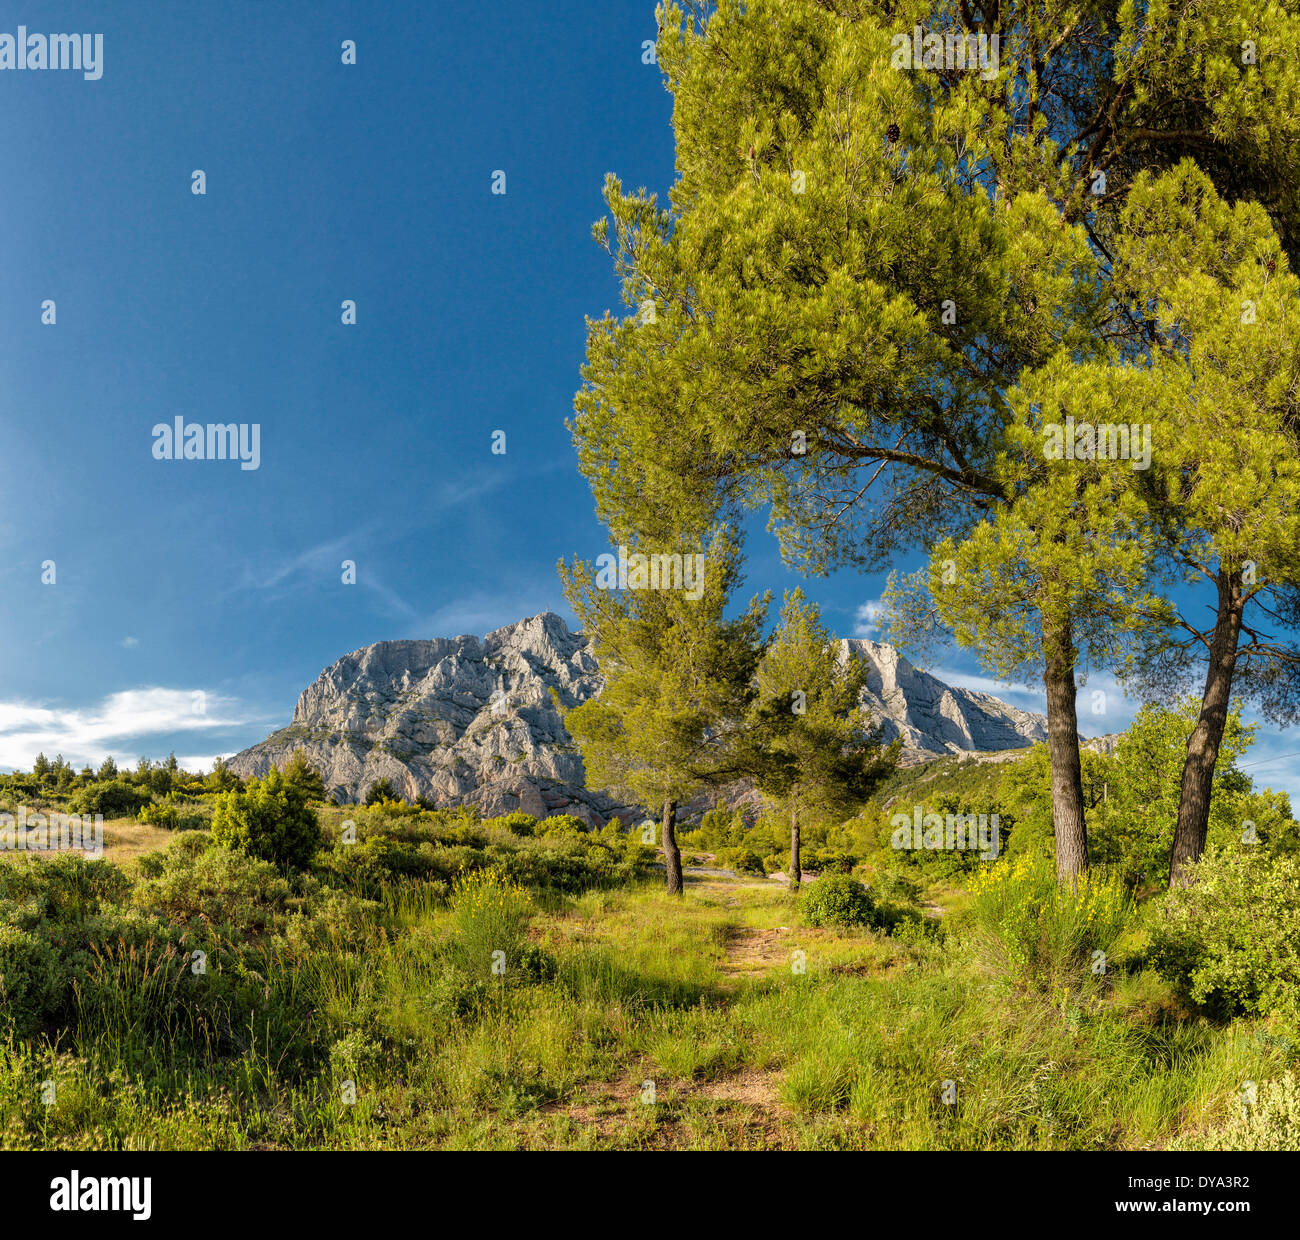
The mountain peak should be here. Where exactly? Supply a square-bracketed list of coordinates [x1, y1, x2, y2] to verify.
[227, 616, 1046, 811]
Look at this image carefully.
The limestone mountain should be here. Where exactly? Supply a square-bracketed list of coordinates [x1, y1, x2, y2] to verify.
[226, 613, 1051, 818]
[842, 639, 1049, 761]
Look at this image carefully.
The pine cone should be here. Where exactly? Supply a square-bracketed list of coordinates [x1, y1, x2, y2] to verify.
[886, 123, 901, 144]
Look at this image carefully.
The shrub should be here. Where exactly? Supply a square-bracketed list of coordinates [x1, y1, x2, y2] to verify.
[871, 868, 922, 905]
[498, 811, 538, 836]
[970, 852, 1132, 990]
[70, 780, 151, 819]
[806, 848, 856, 874]
[134, 838, 291, 933]
[538, 814, 587, 838]
[1172, 1073, 1300, 1151]
[0, 924, 63, 1039]
[281, 751, 327, 801]
[211, 768, 322, 870]
[802, 874, 875, 928]
[714, 846, 766, 876]
[138, 802, 179, 829]
[364, 779, 398, 806]
[451, 868, 532, 979]
[138, 801, 206, 831]
[517, 942, 559, 983]
[1149, 845, 1300, 1019]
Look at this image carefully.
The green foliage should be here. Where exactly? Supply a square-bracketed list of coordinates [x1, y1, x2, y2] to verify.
[537, 814, 587, 839]
[1149, 845, 1300, 1019]
[134, 837, 292, 934]
[70, 780, 152, 819]
[450, 868, 532, 981]
[805, 848, 855, 875]
[281, 750, 327, 801]
[970, 853, 1133, 992]
[1090, 700, 1259, 884]
[136, 802, 205, 831]
[679, 804, 748, 851]
[748, 591, 897, 881]
[364, 779, 398, 806]
[713, 846, 765, 876]
[0, 923, 63, 1039]
[211, 768, 322, 870]
[801, 875, 875, 929]
[560, 528, 769, 814]
[1172, 1073, 1300, 1152]
[498, 811, 538, 836]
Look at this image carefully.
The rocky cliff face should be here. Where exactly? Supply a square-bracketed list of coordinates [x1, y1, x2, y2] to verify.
[226, 613, 1052, 817]
[841, 639, 1049, 761]
[226, 613, 636, 825]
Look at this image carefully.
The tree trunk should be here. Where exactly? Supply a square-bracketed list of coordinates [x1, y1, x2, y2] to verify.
[662, 798, 683, 896]
[1043, 619, 1088, 887]
[789, 802, 801, 891]
[1169, 571, 1246, 888]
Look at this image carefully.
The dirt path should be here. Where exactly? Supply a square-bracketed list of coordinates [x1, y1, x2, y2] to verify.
[718, 924, 795, 982]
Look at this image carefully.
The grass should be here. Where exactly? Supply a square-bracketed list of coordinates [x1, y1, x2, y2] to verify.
[2, 829, 1293, 1150]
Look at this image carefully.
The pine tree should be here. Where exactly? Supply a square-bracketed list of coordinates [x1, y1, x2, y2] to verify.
[1110, 166, 1300, 885]
[282, 750, 327, 802]
[573, 1, 1300, 885]
[561, 531, 767, 895]
[749, 592, 897, 888]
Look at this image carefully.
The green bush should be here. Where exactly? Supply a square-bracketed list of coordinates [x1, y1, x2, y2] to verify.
[0, 924, 63, 1039]
[802, 874, 875, 928]
[451, 868, 532, 979]
[806, 848, 856, 874]
[970, 852, 1133, 990]
[714, 846, 766, 876]
[70, 780, 151, 819]
[1172, 1072, 1300, 1151]
[538, 814, 587, 838]
[211, 768, 322, 870]
[1149, 845, 1300, 1018]
[135, 837, 292, 933]
[497, 811, 538, 836]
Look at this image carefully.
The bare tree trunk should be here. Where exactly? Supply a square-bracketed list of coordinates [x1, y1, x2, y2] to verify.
[1043, 618, 1088, 887]
[663, 798, 683, 896]
[789, 801, 801, 890]
[1169, 571, 1245, 888]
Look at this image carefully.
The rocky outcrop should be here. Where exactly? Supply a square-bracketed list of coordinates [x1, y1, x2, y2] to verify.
[841, 640, 1048, 762]
[227, 613, 1055, 817]
[226, 613, 637, 826]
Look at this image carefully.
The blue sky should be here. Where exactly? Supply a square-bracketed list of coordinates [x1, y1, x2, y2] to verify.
[0, 1, 1295, 804]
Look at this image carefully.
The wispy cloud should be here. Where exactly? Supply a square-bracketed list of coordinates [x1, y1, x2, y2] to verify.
[0, 688, 264, 770]
[245, 531, 371, 592]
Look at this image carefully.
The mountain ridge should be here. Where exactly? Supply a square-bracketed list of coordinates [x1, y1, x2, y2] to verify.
[226, 612, 1056, 820]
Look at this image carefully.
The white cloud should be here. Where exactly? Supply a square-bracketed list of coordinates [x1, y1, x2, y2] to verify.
[0, 688, 258, 770]
[853, 600, 885, 638]
[119, 636, 139, 648]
